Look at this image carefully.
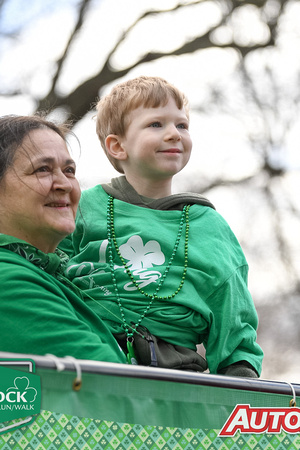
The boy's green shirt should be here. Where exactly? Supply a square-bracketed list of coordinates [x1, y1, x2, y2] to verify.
[0, 234, 126, 363]
[61, 179, 263, 375]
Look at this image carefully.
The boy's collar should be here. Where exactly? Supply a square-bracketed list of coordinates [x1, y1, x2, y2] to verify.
[101, 176, 215, 211]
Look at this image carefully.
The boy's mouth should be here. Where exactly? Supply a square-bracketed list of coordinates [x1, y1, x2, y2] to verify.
[159, 148, 182, 154]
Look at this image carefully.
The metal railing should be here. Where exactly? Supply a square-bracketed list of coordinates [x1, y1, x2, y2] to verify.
[0, 351, 298, 398]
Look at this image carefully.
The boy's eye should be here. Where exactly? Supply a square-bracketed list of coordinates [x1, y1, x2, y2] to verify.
[177, 123, 188, 130]
[149, 122, 161, 128]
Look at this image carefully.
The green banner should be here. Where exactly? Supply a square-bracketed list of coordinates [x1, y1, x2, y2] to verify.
[0, 355, 299, 450]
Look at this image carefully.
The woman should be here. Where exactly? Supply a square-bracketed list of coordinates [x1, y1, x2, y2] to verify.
[0, 114, 126, 363]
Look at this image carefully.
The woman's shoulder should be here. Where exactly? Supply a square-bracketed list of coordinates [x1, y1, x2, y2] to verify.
[0, 247, 48, 288]
[0, 244, 61, 279]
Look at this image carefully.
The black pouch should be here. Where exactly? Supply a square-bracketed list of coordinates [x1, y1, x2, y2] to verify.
[115, 325, 208, 372]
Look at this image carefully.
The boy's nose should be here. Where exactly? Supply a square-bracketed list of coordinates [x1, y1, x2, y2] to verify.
[165, 124, 181, 141]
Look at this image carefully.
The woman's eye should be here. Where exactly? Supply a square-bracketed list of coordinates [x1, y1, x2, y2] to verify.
[65, 166, 76, 176]
[149, 122, 161, 128]
[35, 166, 49, 173]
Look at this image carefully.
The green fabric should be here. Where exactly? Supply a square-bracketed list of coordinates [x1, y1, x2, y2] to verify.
[61, 184, 263, 375]
[0, 234, 126, 363]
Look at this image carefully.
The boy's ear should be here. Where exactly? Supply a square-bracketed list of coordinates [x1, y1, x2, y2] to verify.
[105, 135, 128, 161]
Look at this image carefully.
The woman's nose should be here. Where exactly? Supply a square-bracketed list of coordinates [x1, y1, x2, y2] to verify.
[52, 171, 73, 192]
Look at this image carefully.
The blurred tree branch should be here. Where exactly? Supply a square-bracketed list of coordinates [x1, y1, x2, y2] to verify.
[31, 0, 282, 120]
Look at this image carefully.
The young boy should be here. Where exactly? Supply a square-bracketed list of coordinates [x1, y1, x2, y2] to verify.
[62, 76, 263, 376]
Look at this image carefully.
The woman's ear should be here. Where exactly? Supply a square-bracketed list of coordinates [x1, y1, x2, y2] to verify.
[105, 135, 128, 161]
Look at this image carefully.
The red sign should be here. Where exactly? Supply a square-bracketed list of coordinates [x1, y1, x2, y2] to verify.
[219, 404, 300, 436]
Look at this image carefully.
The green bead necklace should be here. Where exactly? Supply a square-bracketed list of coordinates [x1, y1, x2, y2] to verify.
[106, 195, 190, 363]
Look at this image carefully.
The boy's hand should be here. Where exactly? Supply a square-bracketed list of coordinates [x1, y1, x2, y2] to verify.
[219, 361, 258, 378]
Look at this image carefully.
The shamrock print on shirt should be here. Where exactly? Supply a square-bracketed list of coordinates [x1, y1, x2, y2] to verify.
[115, 235, 165, 291]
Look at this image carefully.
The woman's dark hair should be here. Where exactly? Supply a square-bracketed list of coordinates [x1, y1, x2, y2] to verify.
[0, 114, 71, 181]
